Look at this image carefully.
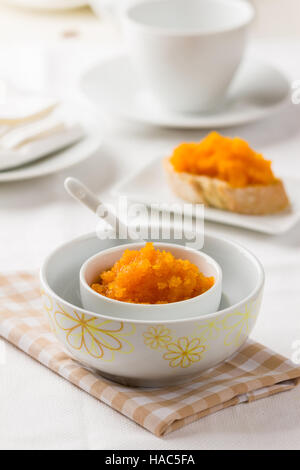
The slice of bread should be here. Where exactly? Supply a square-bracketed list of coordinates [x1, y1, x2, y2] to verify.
[163, 158, 290, 215]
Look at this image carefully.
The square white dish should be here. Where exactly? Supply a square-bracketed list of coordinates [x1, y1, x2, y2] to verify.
[113, 156, 300, 235]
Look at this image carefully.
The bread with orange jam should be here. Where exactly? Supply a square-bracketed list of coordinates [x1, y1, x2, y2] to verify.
[164, 132, 290, 215]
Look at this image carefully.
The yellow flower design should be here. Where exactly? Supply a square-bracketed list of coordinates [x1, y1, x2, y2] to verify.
[41, 290, 57, 333]
[222, 303, 258, 347]
[163, 337, 206, 368]
[54, 303, 135, 362]
[193, 319, 221, 343]
[143, 325, 172, 350]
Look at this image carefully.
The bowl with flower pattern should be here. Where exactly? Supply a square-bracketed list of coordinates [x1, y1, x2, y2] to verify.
[40, 232, 264, 387]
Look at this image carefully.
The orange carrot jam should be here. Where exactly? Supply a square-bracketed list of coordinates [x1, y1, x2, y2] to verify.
[169, 131, 277, 188]
[91, 243, 214, 304]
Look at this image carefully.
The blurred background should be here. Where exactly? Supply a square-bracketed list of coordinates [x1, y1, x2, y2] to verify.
[0, 0, 299, 43]
[0, 0, 299, 272]
[1, 0, 300, 451]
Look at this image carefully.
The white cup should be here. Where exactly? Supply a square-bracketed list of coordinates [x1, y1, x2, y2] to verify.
[122, 0, 255, 113]
[80, 242, 222, 321]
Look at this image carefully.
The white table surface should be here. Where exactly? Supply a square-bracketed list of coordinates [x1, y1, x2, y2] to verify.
[0, 38, 300, 449]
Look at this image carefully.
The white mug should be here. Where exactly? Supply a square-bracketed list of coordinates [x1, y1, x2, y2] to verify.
[122, 0, 255, 113]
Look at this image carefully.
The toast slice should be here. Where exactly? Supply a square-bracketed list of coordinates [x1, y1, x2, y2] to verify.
[163, 158, 290, 215]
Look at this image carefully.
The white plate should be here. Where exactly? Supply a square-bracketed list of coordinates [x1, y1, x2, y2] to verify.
[4, 0, 87, 10]
[0, 130, 101, 182]
[114, 157, 300, 235]
[80, 55, 290, 129]
[0, 124, 85, 171]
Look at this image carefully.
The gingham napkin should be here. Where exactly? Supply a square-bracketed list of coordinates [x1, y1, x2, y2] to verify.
[0, 272, 300, 437]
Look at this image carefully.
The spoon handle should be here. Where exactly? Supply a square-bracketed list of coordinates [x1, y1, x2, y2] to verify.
[65, 177, 101, 213]
[64, 177, 133, 240]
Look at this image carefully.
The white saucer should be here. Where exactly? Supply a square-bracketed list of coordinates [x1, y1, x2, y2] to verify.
[80, 55, 290, 129]
[0, 130, 101, 182]
[0, 100, 102, 182]
[114, 156, 300, 235]
[5, 0, 87, 10]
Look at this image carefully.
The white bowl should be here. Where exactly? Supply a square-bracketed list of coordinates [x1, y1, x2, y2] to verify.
[40, 232, 264, 387]
[80, 242, 222, 321]
[122, 0, 255, 112]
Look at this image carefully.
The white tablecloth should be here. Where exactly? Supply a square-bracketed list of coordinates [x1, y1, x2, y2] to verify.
[0, 40, 300, 450]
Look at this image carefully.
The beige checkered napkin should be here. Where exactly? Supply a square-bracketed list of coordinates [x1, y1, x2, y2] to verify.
[0, 272, 300, 437]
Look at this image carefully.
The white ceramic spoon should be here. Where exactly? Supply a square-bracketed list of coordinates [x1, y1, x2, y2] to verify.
[64, 177, 143, 241]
